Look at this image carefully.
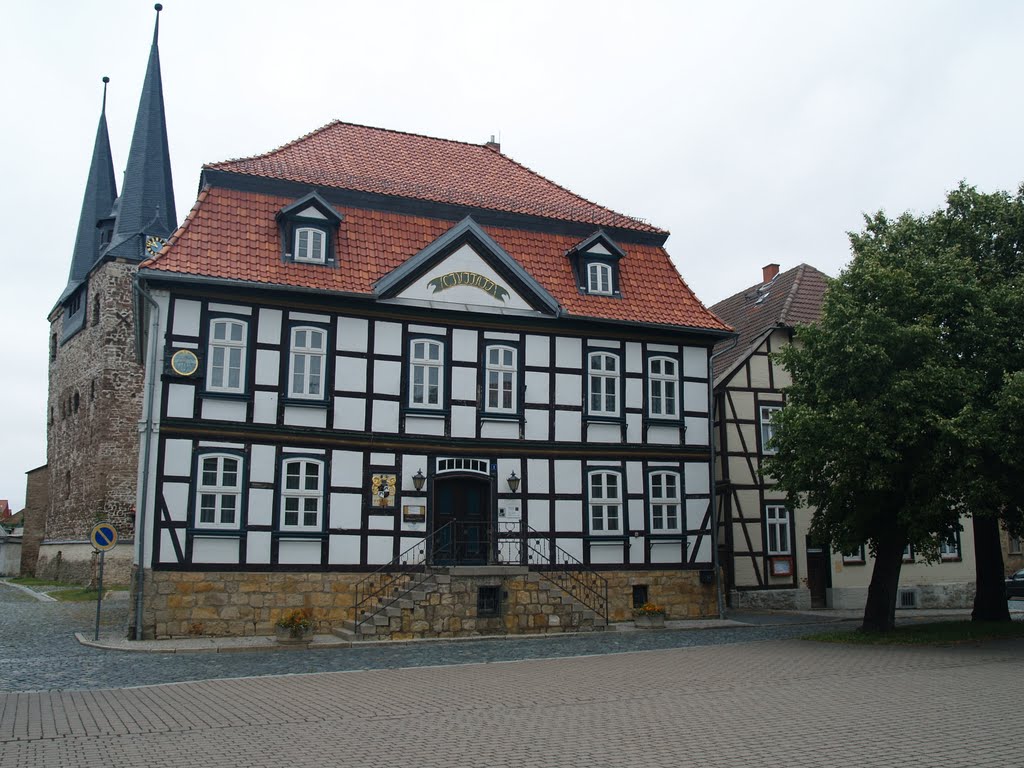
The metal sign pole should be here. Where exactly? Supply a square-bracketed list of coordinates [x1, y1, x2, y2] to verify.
[94, 550, 105, 641]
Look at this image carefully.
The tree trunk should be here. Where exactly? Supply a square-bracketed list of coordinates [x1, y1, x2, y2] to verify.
[862, 534, 905, 632]
[971, 515, 1010, 622]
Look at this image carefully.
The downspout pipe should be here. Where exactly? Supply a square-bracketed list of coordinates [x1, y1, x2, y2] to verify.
[133, 278, 161, 640]
[708, 336, 739, 620]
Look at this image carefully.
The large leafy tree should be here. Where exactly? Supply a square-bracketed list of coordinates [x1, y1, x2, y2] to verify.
[766, 184, 1024, 631]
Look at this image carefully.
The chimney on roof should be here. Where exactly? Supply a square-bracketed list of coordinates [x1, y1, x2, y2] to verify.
[762, 263, 780, 283]
[485, 135, 501, 153]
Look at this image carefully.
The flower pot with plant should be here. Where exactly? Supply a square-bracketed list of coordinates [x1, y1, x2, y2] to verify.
[275, 609, 313, 643]
[632, 602, 666, 628]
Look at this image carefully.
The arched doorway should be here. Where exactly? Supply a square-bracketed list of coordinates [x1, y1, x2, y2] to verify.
[432, 475, 492, 565]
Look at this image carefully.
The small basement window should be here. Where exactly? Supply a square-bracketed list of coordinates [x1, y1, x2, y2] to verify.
[477, 586, 501, 617]
[632, 584, 649, 608]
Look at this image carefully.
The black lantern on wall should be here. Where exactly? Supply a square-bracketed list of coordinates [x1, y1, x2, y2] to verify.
[412, 469, 426, 492]
[506, 471, 520, 493]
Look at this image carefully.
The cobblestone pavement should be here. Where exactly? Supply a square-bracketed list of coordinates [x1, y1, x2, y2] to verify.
[2, 632, 1022, 767]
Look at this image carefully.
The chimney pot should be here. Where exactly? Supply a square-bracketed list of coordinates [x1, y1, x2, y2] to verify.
[762, 263, 780, 283]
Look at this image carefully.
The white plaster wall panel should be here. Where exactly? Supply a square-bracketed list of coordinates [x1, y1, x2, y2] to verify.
[159, 530, 180, 563]
[646, 424, 681, 445]
[409, 324, 446, 335]
[172, 299, 202, 337]
[401, 517, 427, 533]
[585, 422, 619, 444]
[278, 540, 321, 565]
[685, 464, 710, 495]
[328, 535, 361, 564]
[554, 373, 581, 406]
[588, 339, 621, 350]
[525, 334, 550, 367]
[451, 406, 476, 438]
[367, 536, 394, 564]
[401, 456, 427, 489]
[527, 499, 551, 530]
[451, 367, 476, 401]
[163, 439, 193, 477]
[247, 488, 273, 526]
[332, 451, 363, 488]
[372, 401, 400, 433]
[397, 244, 535, 311]
[524, 371, 548, 404]
[683, 346, 708, 378]
[330, 493, 361, 528]
[452, 329, 478, 362]
[527, 459, 549, 494]
[685, 416, 709, 446]
[289, 311, 330, 324]
[246, 532, 271, 564]
[405, 415, 444, 436]
[374, 321, 402, 356]
[625, 342, 642, 373]
[166, 384, 194, 418]
[162, 482, 189, 522]
[496, 458, 522, 488]
[628, 498, 645, 531]
[626, 413, 642, 443]
[748, 354, 771, 388]
[252, 391, 278, 424]
[399, 536, 428, 558]
[250, 444, 276, 483]
[693, 535, 712, 563]
[524, 409, 549, 441]
[297, 206, 326, 219]
[254, 349, 280, 386]
[589, 543, 624, 564]
[557, 538, 584, 561]
[373, 360, 402, 396]
[554, 410, 582, 442]
[481, 420, 517, 439]
[284, 406, 327, 428]
[684, 381, 708, 413]
[282, 445, 323, 455]
[333, 397, 365, 431]
[369, 452, 395, 466]
[554, 337, 582, 369]
[625, 377, 642, 409]
[334, 357, 366, 393]
[202, 399, 246, 422]
[208, 302, 252, 316]
[196, 441, 246, 450]
[586, 243, 611, 256]
[554, 500, 583, 532]
[629, 537, 645, 564]
[257, 308, 282, 344]
[484, 331, 519, 341]
[553, 460, 582, 494]
[626, 462, 643, 497]
[338, 317, 368, 352]
[647, 343, 678, 354]
[369, 515, 395, 530]
[649, 541, 683, 564]
[192, 536, 239, 564]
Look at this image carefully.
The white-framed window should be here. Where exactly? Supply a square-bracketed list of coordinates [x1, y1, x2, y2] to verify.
[196, 454, 242, 529]
[765, 505, 790, 555]
[588, 352, 620, 416]
[485, 345, 517, 413]
[842, 545, 866, 564]
[903, 543, 914, 562]
[294, 227, 326, 264]
[939, 534, 960, 560]
[759, 404, 782, 454]
[281, 458, 323, 530]
[648, 357, 679, 418]
[410, 338, 443, 409]
[207, 318, 247, 393]
[288, 326, 327, 399]
[589, 471, 622, 534]
[649, 471, 681, 532]
[1010, 536, 1022, 555]
[587, 262, 613, 295]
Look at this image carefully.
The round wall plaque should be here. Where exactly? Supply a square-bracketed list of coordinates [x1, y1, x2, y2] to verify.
[170, 349, 199, 376]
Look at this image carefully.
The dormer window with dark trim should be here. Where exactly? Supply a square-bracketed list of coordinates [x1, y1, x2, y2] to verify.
[277, 191, 344, 267]
[567, 230, 626, 298]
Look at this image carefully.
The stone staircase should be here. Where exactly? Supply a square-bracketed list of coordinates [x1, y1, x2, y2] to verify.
[334, 566, 607, 642]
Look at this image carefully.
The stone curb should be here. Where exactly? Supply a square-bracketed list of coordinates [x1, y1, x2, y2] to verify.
[0, 578, 58, 603]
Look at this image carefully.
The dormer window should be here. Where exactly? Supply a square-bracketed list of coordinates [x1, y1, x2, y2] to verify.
[587, 262, 613, 295]
[295, 227, 326, 264]
[568, 230, 626, 298]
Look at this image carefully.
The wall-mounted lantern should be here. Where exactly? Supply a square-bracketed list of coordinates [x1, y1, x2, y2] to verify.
[506, 471, 521, 493]
[412, 468, 426, 492]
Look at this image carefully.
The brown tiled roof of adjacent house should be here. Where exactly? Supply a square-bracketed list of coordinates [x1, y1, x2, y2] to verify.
[710, 264, 831, 382]
[206, 121, 663, 234]
[144, 187, 729, 330]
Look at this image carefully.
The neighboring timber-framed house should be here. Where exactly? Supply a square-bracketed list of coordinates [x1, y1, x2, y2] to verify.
[132, 122, 732, 639]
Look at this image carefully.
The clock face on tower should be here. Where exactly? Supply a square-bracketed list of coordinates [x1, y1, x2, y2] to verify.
[145, 235, 166, 256]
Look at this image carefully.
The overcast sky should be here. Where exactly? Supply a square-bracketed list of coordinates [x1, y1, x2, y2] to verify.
[2, 0, 1022, 513]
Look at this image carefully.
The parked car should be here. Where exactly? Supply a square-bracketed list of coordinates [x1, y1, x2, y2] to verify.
[1006, 569, 1024, 599]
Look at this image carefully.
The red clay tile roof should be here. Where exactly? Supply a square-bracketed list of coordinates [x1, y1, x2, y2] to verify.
[206, 121, 662, 235]
[710, 264, 831, 380]
[144, 187, 729, 331]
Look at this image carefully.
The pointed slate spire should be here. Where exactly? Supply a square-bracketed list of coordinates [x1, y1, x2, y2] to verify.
[107, 4, 176, 259]
[58, 77, 118, 304]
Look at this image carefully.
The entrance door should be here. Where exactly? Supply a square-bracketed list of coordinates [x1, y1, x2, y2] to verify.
[805, 541, 828, 610]
[433, 476, 491, 565]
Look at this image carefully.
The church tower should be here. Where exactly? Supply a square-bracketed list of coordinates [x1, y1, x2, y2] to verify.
[41, 5, 176, 583]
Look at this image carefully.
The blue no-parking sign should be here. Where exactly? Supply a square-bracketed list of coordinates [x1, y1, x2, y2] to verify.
[90, 522, 118, 551]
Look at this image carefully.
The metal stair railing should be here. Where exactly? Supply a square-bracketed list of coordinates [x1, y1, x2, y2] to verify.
[519, 524, 609, 622]
[351, 521, 453, 632]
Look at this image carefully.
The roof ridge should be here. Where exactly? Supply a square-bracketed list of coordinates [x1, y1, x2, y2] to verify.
[776, 263, 807, 327]
[205, 119, 344, 168]
[141, 186, 210, 267]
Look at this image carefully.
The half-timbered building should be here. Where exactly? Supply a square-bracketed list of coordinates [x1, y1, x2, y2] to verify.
[132, 123, 732, 639]
[712, 263, 976, 610]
